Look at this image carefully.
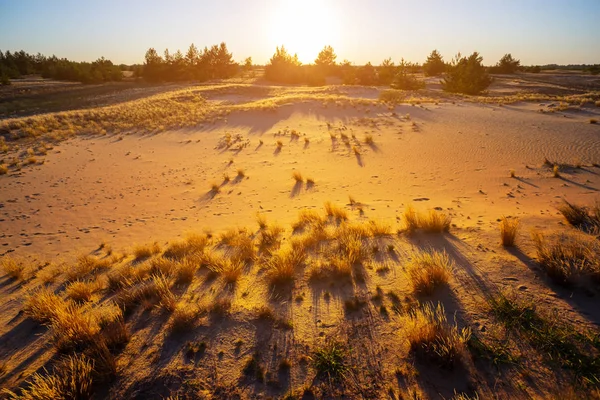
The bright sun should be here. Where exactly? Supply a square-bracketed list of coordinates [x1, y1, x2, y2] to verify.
[268, 0, 340, 64]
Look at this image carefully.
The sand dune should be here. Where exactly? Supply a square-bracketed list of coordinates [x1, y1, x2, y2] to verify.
[1, 82, 600, 399]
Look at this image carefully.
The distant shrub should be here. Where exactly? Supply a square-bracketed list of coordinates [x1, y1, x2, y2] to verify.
[264, 46, 303, 84]
[314, 45, 338, 77]
[377, 58, 397, 85]
[490, 53, 521, 74]
[391, 60, 425, 90]
[357, 62, 377, 85]
[442, 52, 492, 95]
[423, 49, 446, 76]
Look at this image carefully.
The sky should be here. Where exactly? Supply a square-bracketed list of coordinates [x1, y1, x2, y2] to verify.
[0, 0, 599, 66]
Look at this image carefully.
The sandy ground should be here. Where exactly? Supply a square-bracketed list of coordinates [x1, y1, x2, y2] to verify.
[1, 81, 600, 399]
[2, 100, 599, 262]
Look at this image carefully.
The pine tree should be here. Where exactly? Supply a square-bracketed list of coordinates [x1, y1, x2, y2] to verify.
[442, 52, 492, 94]
[423, 50, 446, 76]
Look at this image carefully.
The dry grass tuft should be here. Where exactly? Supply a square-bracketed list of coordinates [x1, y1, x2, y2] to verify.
[403, 205, 451, 233]
[406, 302, 471, 367]
[364, 134, 374, 145]
[3, 354, 94, 400]
[66, 280, 100, 302]
[210, 182, 220, 193]
[256, 213, 268, 230]
[532, 231, 600, 286]
[368, 219, 392, 236]
[164, 233, 208, 260]
[265, 246, 305, 286]
[217, 259, 244, 283]
[24, 288, 68, 323]
[1, 257, 27, 281]
[407, 250, 452, 294]
[0, 164, 7, 175]
[175, 259, 198, 284]
[292, 171, 303, 183]
[66, 255, 112, 282]
[324, 201, 348, 221]
[237, 168, 245, 178]
[293, 209, 324, 230]
[170, 302, 199, 333]
[552, 165, 560, 178]
[133, 242, 161, 261]
[403, 204, 420, 232]
[419, 210, 452, 233]
[556, 200, 600, 233]
[499, 217, 520, 246]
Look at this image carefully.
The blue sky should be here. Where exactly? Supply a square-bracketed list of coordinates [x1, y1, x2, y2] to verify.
[0, 0, 598, 65]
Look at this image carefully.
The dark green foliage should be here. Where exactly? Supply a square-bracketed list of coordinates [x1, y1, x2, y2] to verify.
[357, 62, 377, 85]
[490, 53, 521, 74]
[264, 46, 303, 84]
[143, 42, 238, 83]
[377, 58, 397, 85]
[391, 59, 425, 90]
[490, 293, 600, 385]
[423, 49, 446, 76]
[442, 52, 492, 95]
[312, 341, 348, 380]
[340, 60, 357, 84]
[0, 49, 122, 84]
[314, 45, 338, 77]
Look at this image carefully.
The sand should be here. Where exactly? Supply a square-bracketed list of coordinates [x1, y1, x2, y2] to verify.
[1, 78, 600, 399]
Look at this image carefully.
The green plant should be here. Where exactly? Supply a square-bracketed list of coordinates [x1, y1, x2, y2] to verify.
[442, 52, 492, 95]
[312, 341, 348, 380]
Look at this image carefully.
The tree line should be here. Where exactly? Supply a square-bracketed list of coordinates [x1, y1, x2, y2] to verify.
[3, 44, 598, 95]
[0, 50, 123, 85]
[142, 42, 239, 82]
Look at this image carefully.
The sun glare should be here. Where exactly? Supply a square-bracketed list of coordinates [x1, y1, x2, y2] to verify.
[268, 0, 340, 64]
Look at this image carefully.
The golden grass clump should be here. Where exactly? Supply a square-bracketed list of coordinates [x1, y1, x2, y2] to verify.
[499, 217, 520, 246]
[364, 134, 374, 144]
[257, 223, 284, 251]
[368, 219, 392, 236]
[403, 204, 420, 232]
[133, 242, 161, 260]
[1, 257, 27, 281]
[256, 213, 268, 230]
[2, 354, 94, 400]
[419, 210, 452, 233]
[324, 201, 348, 221]
[24, 288, 68, 323]
[552, 164, 560, 178]
[50, 303, 101, 352]
[265, 246, 305, 286]
[292, 171, 303, 183]
[66, 255, 112, 282]
[66, 280, 100, 302]
[221, 260, 244, 283]
[337, 231, 369, 265]
[405, 302, 471, 367]
[148, 256, 178, 277]
[175, 259, 199, 284]
[151, 274, 177, 311]
[292, 209, 324, 230]
[170, 302, 199, 333]
[237, 168, 245, 178]
[0, 164, 7, 175]
[403, 205, 451, 233]
[532, 231, 600, 286]
[407, 250, 453, 294]
[163, 233, 208, 260]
